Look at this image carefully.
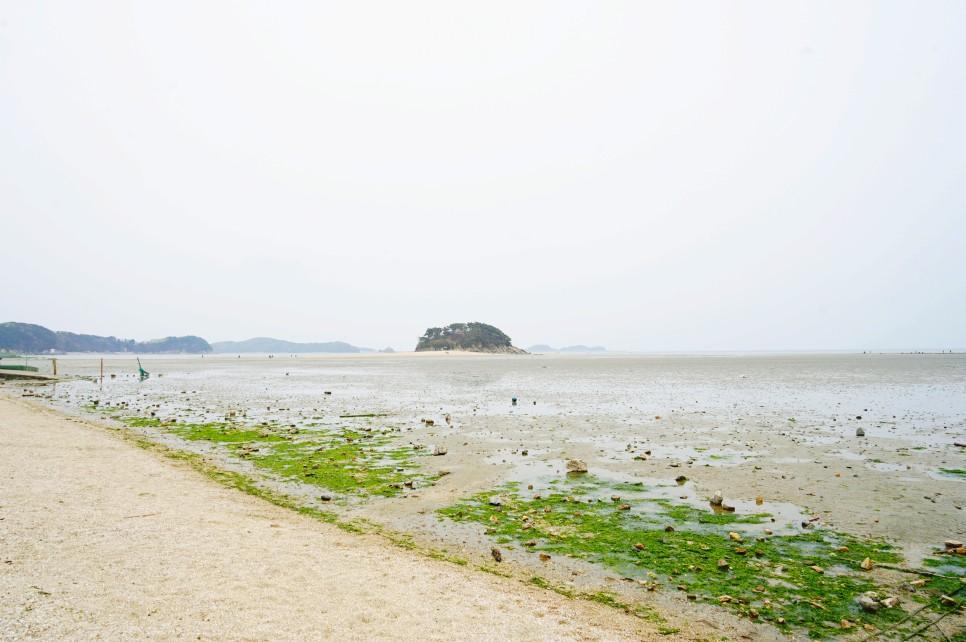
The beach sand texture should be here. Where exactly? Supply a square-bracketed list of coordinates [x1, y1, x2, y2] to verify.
[0, 394, 727, 641]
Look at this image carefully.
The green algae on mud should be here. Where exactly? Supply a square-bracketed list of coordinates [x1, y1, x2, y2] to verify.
[438, 475, 961, 639]
[119, 416, 439, 499]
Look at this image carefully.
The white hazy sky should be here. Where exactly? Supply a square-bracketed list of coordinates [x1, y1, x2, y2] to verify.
[1, 2, 964, 351]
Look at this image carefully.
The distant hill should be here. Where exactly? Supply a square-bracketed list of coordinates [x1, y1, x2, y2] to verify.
[0, 322, 212, 354]
[211, 337, 366, 354]
[527, 344, 606, 353]
[416, 322, 526, 354]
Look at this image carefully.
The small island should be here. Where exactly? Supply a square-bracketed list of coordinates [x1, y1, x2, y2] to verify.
[415, 322, 526, 354]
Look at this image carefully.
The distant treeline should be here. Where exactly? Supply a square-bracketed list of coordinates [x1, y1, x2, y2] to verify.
[0, 322, 212, 354]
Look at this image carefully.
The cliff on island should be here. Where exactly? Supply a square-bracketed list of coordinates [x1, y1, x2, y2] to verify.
[415, 322, 526, 354]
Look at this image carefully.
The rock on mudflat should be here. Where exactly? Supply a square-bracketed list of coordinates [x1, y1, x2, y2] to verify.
[488, 496, 503, 506]
[857, 594, 881, 612]
[945, 540, 963, 549]
[491, 547, 502, 562]
[711, 491, 724, 506]
[433, 445, 448, 456]
[566, 459, 588, 473]
[856, 427, 865, 437]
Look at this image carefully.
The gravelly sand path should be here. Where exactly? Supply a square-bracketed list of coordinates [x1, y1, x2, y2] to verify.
[0, 394, 736, 641]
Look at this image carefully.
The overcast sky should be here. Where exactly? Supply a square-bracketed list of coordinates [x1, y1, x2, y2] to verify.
[1, 2, 963, 351]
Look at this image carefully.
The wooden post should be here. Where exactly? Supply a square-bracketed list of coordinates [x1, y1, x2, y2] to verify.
[52, 358, 57, 376]
[100, 358, 104, 380]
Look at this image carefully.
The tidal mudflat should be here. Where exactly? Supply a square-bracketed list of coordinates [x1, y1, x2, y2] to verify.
[15, 352, 966, 639]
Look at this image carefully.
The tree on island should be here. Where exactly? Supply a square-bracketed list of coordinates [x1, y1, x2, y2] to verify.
[415, 322, 525, 353]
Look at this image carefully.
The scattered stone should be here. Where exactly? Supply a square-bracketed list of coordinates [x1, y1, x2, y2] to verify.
[687, 594, 697, 601]
[533, 493, 541, 500]
[524, 540, 536, 547]
[433, 445, 448, 456]
[634, 543, 645, 551]
[755, 495, 763, 505]
[717, 559, 730, 570]
[444, 413, 451, 425]
[539, 553, 551, 561]
[488, 496, 503, 506]
[939, 595, 957, 607]
[491, 548, 502, 562]
[856, 427, 865, 437]
[617, 504, 631, 511]
[945, 540, 963, 549]
[711, 491, 724, 506]
[728, 532, 742, 541]
[611, 494, 621, 502]
[675, 475, 688, 483]
[880, 596, 900, 608]
[717, 595, 732, 603]
[665, 525, 675, 533]
[764, 529, 773, 536]
[566, 459, 588, 473]
[810, 565, 824, 574]
[857, 595, 880, 612]
[860, 557, 874, 570]
[521, 450, 528, 456]
[840, 619, 852, 629]
[319, 494, 332, 502]
[735, 548, 747, 555]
